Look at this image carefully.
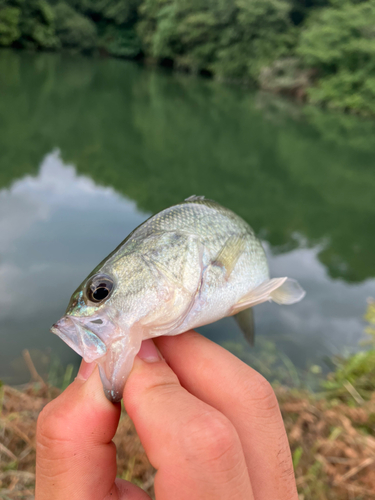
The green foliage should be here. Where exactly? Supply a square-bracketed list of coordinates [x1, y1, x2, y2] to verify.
[322, 350, 375, 403]
[137, 0, 218, 70]
[69, 0, 141, 25]
[365, 300, 375, 338]
[0, 0, 141, 54]
[322, 301, 375, 403]
[0, 6, 20, 46]
[17, 0, 58, 49]
[47, 355, 77, 390]
[0, 0, 59, 49]
[99, 24, 141, 58]
[298, 1, 375, 114]
[216, 0, 297, 81]
[292, 446, 303, 468]
[298, 459, 328, 500]
[65, 0, 142, 57]
[137, 0, 296, 81]
[53, 1, 97, 50]
[308, 71, 375, 115]
[289, 0, 330, 26]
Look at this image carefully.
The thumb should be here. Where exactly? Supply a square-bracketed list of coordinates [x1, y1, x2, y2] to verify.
[35, 361, 148, 500]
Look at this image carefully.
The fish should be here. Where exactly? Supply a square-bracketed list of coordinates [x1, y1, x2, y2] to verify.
[51, 196, 305, 402]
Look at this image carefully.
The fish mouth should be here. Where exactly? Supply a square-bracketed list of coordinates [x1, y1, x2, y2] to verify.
[51, 316, 142, 403]
[51, 316, 107, 363]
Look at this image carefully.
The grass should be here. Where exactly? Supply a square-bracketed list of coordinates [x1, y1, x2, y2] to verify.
[321, 299, 375, 405]
[1, 381, 375, 499]
[0, 384, 155, 499]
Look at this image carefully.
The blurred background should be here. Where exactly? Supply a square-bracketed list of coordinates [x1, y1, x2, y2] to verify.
[1, 1, 375, 498]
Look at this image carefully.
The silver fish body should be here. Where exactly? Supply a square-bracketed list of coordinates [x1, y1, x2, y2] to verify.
[52, 197, 305, 401]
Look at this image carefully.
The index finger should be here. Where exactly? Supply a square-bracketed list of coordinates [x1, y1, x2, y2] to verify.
[155, 331, 298, 500]
[35, 363, 149, 500]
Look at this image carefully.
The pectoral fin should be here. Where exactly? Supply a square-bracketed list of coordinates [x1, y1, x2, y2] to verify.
[230, 277, 305, 315]
[234, 308, 255, 346]
[213, 235, 246, 278]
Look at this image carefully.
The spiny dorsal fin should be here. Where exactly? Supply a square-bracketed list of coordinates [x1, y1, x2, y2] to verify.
[184, 195, 205, 202]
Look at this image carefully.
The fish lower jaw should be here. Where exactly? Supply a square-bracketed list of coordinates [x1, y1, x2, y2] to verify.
[99, 369, 125, 403]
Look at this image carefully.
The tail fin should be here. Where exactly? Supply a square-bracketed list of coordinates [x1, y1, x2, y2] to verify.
[270, 278, 306, 305]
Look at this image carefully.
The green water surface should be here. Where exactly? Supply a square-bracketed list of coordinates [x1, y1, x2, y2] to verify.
[1, 50, 374, 389]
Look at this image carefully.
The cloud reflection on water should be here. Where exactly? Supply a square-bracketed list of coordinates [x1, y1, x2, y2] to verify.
[0, 151, 373, 384]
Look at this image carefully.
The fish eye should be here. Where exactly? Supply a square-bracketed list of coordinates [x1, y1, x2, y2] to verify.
[86, 274, 114, 303]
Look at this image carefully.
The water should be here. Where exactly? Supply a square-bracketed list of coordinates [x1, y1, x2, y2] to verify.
[1, 50, 374, 388]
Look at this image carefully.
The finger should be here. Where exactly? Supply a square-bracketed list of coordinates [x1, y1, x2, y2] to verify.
[155, 332, 298, 500]
[36, 361, 148, 500]
[124, 339, 254, 500]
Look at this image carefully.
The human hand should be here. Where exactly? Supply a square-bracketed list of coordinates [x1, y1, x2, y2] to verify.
[36, 331, 298, 500]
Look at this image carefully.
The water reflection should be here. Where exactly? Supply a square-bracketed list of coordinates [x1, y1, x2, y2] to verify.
[0, 151, 373, 386]
[1, 50, 375, 387]
[0, 151, 147, 384]
[1, 51, 374, 284]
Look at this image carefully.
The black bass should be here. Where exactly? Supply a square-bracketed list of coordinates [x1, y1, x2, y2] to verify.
[51, 197, 305, 401]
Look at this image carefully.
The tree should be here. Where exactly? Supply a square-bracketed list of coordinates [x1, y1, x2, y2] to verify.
[0, 0, 58, 48]
[17, 0, 58, 49]
[0, 6, 20, 46]
[68, 0, 140, 25]
[67, 0, 142, 58]
[53, 2, 97, 50]
[214, 0, 296, 81]
[137, 0, 296, 81]
[298, 0, 375, 113]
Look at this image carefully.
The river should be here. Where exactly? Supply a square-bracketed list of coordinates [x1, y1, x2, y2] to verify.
[1, 49, 374, 389]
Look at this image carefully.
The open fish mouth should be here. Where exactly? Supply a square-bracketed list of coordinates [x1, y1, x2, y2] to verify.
[51, 316, 141, 403]
[51, 316, 107, 363]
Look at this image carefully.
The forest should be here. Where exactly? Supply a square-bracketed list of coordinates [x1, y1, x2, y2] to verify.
[1, 0, 375, 114]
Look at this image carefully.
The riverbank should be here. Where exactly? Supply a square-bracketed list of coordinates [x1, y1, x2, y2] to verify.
[1, 1, 375, 116]
[1, 380, 375, 500]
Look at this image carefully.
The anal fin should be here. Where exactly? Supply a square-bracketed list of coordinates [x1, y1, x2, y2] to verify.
[234, 308, 255, 347]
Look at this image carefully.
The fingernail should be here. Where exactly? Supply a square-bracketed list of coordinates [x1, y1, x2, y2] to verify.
[137, 339, 161, 363]
[76, 359, 96, 381]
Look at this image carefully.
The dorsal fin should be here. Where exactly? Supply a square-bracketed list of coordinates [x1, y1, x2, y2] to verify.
[184, 195, 205, 202]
